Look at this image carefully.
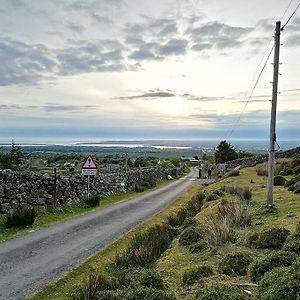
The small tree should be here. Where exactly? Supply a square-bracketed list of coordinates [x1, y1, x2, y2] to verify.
[10, 140, 23, 170]
[214, 141, 238, 164]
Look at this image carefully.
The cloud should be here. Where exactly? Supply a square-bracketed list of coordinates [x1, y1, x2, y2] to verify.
[117, 90, 176, 100]
[158, 38, 188, 55]
[189, 21, 252, 51]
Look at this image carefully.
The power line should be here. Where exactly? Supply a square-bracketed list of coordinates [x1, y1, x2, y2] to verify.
[281, 0, 294, 20]
[281, 1, 300, 30]
[227, 45, 274, 139]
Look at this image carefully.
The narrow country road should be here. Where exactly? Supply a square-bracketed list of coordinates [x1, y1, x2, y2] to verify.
[0, 168, 206, 300]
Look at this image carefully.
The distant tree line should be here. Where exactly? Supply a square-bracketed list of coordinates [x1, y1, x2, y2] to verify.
[0, 140, 24, 170]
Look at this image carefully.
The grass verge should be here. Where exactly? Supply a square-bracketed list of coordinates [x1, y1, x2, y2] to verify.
[0, 179, 172, 242]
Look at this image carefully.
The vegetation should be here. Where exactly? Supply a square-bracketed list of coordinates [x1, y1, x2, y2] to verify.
[0, 140, 24, 170]
[182, 265, 213, 285]
[219, 251, 252, 276]
[214, 140, 239, 164]
[83, 195, 101, 207]
[5, 207, 37, 227]
[30, 160, 300, 300]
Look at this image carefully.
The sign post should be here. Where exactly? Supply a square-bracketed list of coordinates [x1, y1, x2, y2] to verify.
[82, 155, 98, 199]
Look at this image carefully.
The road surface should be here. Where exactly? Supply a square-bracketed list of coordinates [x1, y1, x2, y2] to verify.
[0, 168, 206, 299]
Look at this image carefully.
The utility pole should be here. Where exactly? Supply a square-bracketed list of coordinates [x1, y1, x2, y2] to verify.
[267, 21, 281, 208]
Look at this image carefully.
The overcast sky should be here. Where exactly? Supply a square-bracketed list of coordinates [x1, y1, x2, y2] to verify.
[0, 0, 299, 143]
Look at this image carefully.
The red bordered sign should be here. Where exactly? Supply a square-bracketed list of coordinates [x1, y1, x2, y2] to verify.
[82, 155, 97, 176]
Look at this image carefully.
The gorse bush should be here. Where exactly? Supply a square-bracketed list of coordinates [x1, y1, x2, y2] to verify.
[258, 266, 300, 300]
[195, 283, 251, 300]
[182, 217, 199, 229]
[179, 226, 204, 246]
[249, 227, 290, 250]
[182, 265, 213, 285]
[84, 195, 101, 207]
[249, 251, 297, 282]
[115, 223, 173, 268]
[274, 175, 286, 186]
[189, 240, 208, 253]
[219, 252, 252, 276]
[5, 207, 37, 227]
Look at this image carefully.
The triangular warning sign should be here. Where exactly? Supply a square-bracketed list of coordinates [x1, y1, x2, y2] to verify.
[82, 155, 97, 169]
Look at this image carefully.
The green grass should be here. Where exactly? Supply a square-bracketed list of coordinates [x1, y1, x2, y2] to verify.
[0, 179, 171, 242]
[29, 183, 202, 300]
[156, 164, 300, 299]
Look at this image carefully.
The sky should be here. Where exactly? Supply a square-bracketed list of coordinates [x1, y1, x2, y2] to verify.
[0, 0, 299, 143]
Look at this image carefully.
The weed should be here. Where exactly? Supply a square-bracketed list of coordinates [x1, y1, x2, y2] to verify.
[182, 265, 213, 285]
[249, 251, 297, 282]
[179, 226, 204, 246]
[84, 195, 101, 208]
[219, 251, 252, 276]
[5, 207, 37, 227]
[182, 217, 199, 229]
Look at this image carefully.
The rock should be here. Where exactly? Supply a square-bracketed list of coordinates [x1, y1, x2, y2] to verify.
[294, 181, 300, 194]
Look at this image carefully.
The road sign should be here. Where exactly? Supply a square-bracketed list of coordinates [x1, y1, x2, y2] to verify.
[82, 169, 97, 176]
[82, 155, 97, 170]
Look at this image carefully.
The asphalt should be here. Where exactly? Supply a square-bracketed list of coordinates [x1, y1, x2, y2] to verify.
[0, 168, 205, 300]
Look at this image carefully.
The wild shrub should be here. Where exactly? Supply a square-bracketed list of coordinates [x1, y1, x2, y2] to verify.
[285, 175, 300, 190]
[182, 217, 199, 229]
[241, 187, 252, 203]
[274, 175, 286, 186]
[134, 185, 145, 193]
[115, 223, 173, 268]
[292, 158, 300, 168]
[249, 251, 297, 282]
[182, 265, 213, 285]
[256, 165, 268, 176]
[283, 239, 300, 254]
[254, 227, 290, 250]
[5, 207, 37, 227]
[294, 166, 300, 176]
[224, 185, 243, 195]
[167, 208, 188, 227]
[219, 252, 252, 276]
[185, 192, 205, 215]
[84, 195, 101, 207]
[77, 272, 119, 300]
[258, 266, 300, 300]
[205, 193, 219, 202]
[179, 226, 204, 246]
[280, 168, 294, 176]
[195, 283, 251, 300]
[189, 240, 208, 253]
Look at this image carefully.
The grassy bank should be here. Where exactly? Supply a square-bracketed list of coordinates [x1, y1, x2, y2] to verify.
[0, 179, 172, 242]
[29, 183, 203, 300]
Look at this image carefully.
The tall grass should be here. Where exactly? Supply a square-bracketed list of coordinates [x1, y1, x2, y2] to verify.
[203, 200, 251, 245]
[5, 207, 37, 227]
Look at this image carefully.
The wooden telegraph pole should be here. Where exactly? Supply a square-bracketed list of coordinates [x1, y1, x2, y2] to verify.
[267, 21, 281, 207]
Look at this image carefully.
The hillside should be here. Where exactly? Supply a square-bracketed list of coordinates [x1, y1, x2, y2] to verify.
[31, 157, 300, 300]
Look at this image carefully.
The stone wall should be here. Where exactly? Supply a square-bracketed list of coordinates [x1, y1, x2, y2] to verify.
[0, 167, 181, 212]
[219, 146, 300, 173]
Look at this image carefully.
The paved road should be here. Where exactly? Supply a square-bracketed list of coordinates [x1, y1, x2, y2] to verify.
[0, 168, 206, 300]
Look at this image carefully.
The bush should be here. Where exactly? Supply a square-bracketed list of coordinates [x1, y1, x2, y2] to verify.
[195, 283, 251, 300]
[5, 207, 37, 227]
[257, 165, 268, 176]
[84, 195, 101, 207]
[182, 265, 213, 285]
[205, 193, 219, 202]
[258, 266, 300, 300]
[283, 239, 300, 254]
[78, 272, 119, 300]
[280, 168, 294, 176]
[274, 175, 286, 186]
[179, 226, 204, 246]
[95, 287, 175, 300]
[254, 227, 290, 250]
[219, 252, 252, 276]
[134, 185, 145, 193]
[182, 217, 199, 229]
[241, 187, 252, 202]
[292, 158, 300, 168]
[249, 251, 297, 282]
[189, 240, 208, 253]
[224, 185, 243, 195]
[228, 169, 240, 177]
[294, 166, 300, 176]
[115, 224, 173, 268]
[185, 192, 205, 215]
[167, 208, 188, 227]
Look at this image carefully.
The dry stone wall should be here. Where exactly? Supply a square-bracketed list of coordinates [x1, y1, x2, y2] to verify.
[220, 147, 300, 173]
[0, 167, 181, 212]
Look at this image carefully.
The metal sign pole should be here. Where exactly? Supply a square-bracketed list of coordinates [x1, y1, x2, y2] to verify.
[88, 175, 90, 199]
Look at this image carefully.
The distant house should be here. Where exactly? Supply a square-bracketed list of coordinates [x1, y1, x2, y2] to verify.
[180, 157, 201, 166]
